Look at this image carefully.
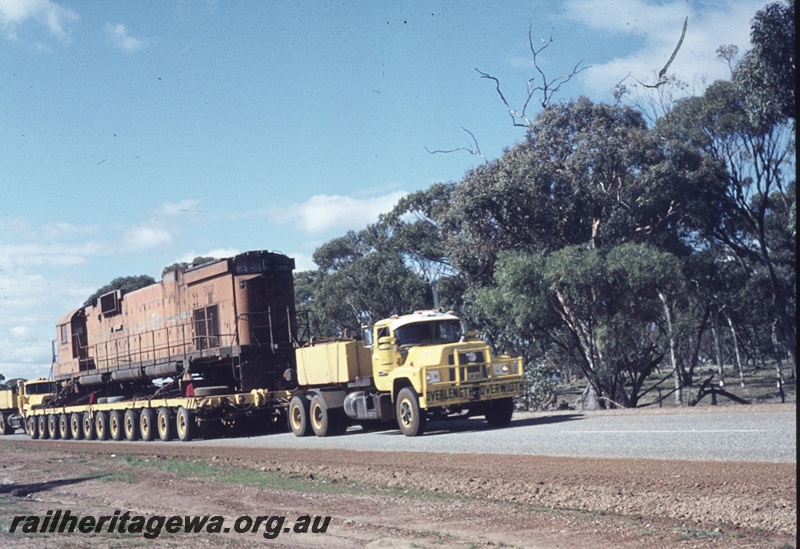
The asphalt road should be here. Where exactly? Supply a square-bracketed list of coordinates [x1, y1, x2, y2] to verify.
[6, 404, 794, 462]
[199, 404, 796, 462]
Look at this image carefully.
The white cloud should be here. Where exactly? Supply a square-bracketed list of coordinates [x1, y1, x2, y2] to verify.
[277, 191, 407, 235]
[0, 242, 101, 268]
[0, 0, 78, 41]
[105, 22, 144, 53]
[124, 226, 173, 251]
[564, 0, 764, 97]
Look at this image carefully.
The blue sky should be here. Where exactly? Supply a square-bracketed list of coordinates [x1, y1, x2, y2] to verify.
[1, 0, 766, 380]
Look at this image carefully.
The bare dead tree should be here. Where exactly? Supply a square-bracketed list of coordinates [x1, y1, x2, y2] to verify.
[633, 16, 688, 89]
[426, 24, 588, 156]
[425, 127, 485, 161]
[477, 27, 589, 129]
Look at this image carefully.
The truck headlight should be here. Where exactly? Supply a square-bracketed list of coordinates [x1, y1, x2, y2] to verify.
[426, 370, 441, 384]
[493, 363, 511, 376]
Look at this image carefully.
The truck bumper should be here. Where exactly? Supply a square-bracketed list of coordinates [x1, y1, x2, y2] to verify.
[421, 377, 525, 408]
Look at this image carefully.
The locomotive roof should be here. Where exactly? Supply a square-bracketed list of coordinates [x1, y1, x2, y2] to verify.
[56, 307, 83, 326]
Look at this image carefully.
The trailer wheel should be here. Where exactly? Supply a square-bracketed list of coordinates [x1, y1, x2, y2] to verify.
[70, 413, 83, 440]
[0, 413, 8, 436]
[109, 411, 123, 441]
[124, 410, 139, 441]
[95, 411, 109, 440]
[58, 414, 71, 440]
[157, 407, 173, 441]
[288, 396, 311, 437]
[484, 397, 514, 427]
[37, 416, 49, 439]
[47, 415, 60, 439]
[27, 416, 38, 439]
[139, 409, 155, 441]
[396, 387, 426, 437]
[175, 407, 194, 442]
[82, 412, 94, 440]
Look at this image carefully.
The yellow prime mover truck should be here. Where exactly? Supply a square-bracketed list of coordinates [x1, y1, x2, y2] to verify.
[289, 309, 525, 437]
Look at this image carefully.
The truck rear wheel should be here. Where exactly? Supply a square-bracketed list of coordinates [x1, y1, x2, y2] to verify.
[0, 413, 8, 435]
[288, 396, 311, 437]
[82, 412, 94, 440]
[109, 411, 123, 441]
[484, 397, 514, 427]
[58, 414, 70, 440]
[124, 410, 139, 441]
[26, 416, 38, 439]
[396, 387, 426, 437]
[309, 395, 343, 437]
[176, 406, 194, 442]
[95, 411, 109, 440]
[139, 408, 155, 441]
[70, 413, 83, 440]
[157, 407, 173, 441]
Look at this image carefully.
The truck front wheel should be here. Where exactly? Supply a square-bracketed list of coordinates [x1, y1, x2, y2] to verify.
[484, 397, 514, 427]
[288, 396, 311, 437]
[396, 387, 426, 437]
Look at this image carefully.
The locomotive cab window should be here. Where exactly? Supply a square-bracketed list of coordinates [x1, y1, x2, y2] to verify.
[193, 305, 220, 350]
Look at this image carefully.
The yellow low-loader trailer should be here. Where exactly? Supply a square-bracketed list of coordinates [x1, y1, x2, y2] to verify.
[289, 310, 525, 437]
[11, 378, 290, 442]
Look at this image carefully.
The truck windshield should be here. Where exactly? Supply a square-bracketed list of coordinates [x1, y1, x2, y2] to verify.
[394, 320, 461, 346]
[26, 382, 57, 395]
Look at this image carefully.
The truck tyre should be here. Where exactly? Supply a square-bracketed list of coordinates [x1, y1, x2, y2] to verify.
[109, 411, 123, 441]
[0, 413, 8, 435]
[288, 395, 311, 437]
[484, 397, 514, 427]
[70, 413, 83, 440]
[47, 415, 60, 439]
[82, 412, 95, 440]
[27, 416, 38, 439]
[176, 406, 194, 442]
[157, 407, 173, 441]
[396, 387, 426, 437]
[124, 409, 139, 441]
[37, 416, 49, 439]
[95, 411, 110, 440]
[58, 414, 71, 440]
[309, 394, 340, 437]
[139, 408, 155, 441]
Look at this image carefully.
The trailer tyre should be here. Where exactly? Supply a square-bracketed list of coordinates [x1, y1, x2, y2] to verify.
[70, 413, 83, 440]
[47, 415, 60, 439]
[176, 406, 195, 442]
[157, 407, 173, 441]
[109, 411, 123, 441]
[288, 396, 312, 437]
[95, 411, 109, 440]
[37, 416, 49, 439]
[139, 408, 155, 441]
[82, 412, 95, 440]
[396, 387, 426, 437]
[58, 414, 71, 440]
[484, 397, 514, 428]
[0, 413, 8, 436]
[124, 410, 139, 441]
[27, 416, 38, 439]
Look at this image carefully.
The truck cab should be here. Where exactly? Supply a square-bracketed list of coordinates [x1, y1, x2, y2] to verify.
[364, 310, 525, 435]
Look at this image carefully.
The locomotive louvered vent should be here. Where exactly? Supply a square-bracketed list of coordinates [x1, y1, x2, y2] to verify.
[99, 290, 122, 316]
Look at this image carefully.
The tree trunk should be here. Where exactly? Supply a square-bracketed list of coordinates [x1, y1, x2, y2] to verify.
[658, 291, 681, 404]
[726, 314, 745, 388]
[710, 313, 725, 387]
